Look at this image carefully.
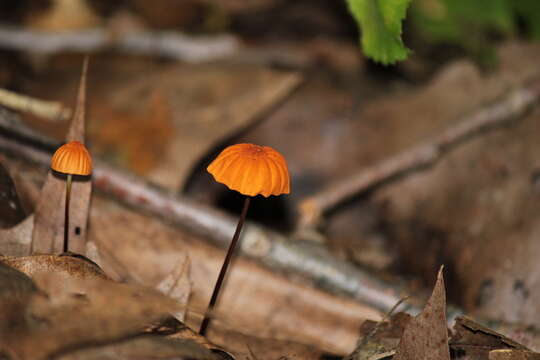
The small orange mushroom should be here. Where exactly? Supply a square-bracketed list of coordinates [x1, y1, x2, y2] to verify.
[51, 141, 92, 253]
[207, 143, 290, 197]
[200, 143, 290, 335]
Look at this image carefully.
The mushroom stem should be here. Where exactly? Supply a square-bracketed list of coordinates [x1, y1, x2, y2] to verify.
[63, 174, 72, 253]
[199, 196, 251, 336]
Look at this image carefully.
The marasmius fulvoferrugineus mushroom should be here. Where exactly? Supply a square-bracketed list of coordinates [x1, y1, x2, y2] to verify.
[200, 143, 290, 335]
[50, 141, 92, 253]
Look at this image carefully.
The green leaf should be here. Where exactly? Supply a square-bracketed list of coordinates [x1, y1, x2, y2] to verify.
[346, 0, 411, 65]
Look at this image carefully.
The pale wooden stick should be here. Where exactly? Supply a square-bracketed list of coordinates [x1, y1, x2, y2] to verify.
[0, 88, 70, 121]
[0, 26, 238, 63]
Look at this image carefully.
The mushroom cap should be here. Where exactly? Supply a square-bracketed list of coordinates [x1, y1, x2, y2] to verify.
[207, 143, 290, 197]
[51, 141, 92, 176]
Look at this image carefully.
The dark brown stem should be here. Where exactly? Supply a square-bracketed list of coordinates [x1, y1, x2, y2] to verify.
[199, 196, 251, 336]
[63, 174, 72, 253]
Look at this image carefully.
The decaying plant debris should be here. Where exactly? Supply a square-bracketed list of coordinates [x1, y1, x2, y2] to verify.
[2, 2, 540, 359]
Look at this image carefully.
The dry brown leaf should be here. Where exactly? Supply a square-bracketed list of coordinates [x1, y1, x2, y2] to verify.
[0, 159, 26, 228]
[0, 156, 41, 217]
[93, 64, 302, 189]
[0, 260, 38, 335]
[489, 349, 540, 360]
[0, 158, 40, 256]
[346, 312, 412, 360]
[25, 60, 301, 191]
[91, 90, 175, 175]
[32, 59, 92, 254]
[0, 215, 33, 256]
[393, 267, 449, 360]
[207, 326, 325, 360]
[369, 43, 540, 325]
[25, 0, 103, 31]
[57, 335, 218, 360]
[89, 197, 380, 355]
[450, 316, 531, 359]
[0, 254, 108, 281]
[1, 271, 183, 360]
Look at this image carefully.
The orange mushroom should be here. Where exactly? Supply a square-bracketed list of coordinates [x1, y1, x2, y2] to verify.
[200, 143, 290, 335]
[51, 141, 92, 252]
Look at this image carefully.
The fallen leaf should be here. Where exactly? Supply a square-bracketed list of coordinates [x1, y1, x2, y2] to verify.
[206, 326, 325, 360]
[346, 312, 412, 360]
[0, 156, 41, 217]
[393, 266, 450, 360]
[25, 0, 103, 31]
[0, 254, 108, 281]
[95, 64, 302, 189]
[57, 335, 217, 360]
[0, 260, 38, 335]
[24, 59, 302, 191]
[0, 158, 26, 228]
[489, 349, 540, 360]
[91, 90, 175, 175]
[1, 271, 183, 360]
[89, 196, 380, 355]
[370, 43, 540, 325]
[32, 59, 92, 254]
[450, 316, 531, 359]
[0, 215, 33, 256]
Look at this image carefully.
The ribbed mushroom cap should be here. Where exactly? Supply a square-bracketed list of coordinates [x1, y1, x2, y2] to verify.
[51, 141, 92, 176]
[207, 143, 290, 197]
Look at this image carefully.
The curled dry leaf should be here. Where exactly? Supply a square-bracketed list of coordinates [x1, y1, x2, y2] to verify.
[450, 316, 533, 359]
[0, 254, 108, 281]
[1, 271, 184, 360]
[393, 267, 450, 360]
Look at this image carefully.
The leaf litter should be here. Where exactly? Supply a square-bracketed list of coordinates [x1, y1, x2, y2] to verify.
[0, 59, 218, 359]
[2, 33, 540, 360]
[393, 266, 450, 360]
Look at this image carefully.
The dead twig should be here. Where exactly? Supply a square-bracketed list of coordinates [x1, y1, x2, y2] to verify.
[0, 26, 238, 63]
[298, 79, 540, 228]
[0, 88, 71, 121]
[0, 111, 417, 317]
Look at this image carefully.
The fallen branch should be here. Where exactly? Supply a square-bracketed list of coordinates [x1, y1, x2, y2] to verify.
[0, 26, 238, 63]
[0, 88, 71, 121]
[0, 109, 418, 317]
[298, 79, 540, 228]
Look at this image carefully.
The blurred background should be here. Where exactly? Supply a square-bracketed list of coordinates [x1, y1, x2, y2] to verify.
[2, 0, 540, 356]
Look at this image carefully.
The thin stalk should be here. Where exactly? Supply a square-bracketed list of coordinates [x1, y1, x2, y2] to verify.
[199, 196, 251, 336]
[63, 174, 72, 253]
